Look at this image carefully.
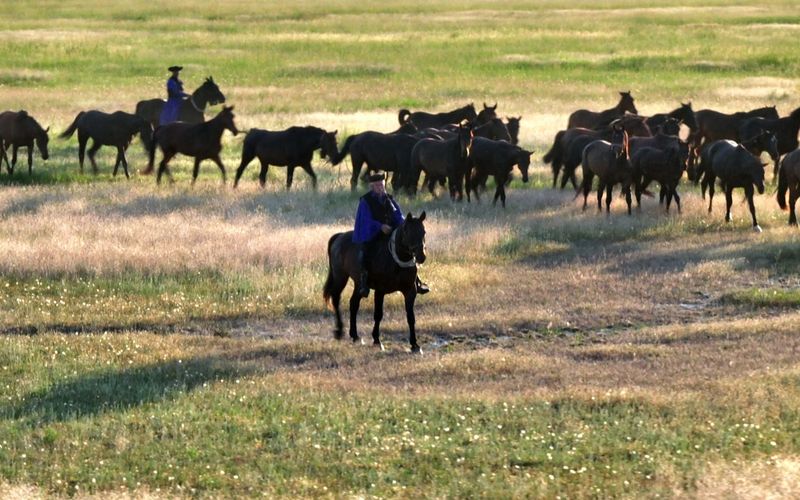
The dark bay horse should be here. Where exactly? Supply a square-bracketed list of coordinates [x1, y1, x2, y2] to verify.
[60, 110, 152, 178]
[567, 91, 637, 129]
[465, 137, 532, 207]
[476, 102, 498, 125]
[645, 102, 697, 137]
[556, 116, 648, 190]
[0, 110, 49, 175]
[701, 140, 766, 231]
[135, 77, 226, 131]
[504, 116, 521, 145]
[332, 131, 420, 192]
[398, 103, 477, 129]
[233, 126, 338, 190]
[472, 118, 511, 142]
[148, 106, 238, 185]
[689, 105, 779, 163]
[631, 145, 688, 212]
[777, 149, 800, 225]
[323, 212, 427, 353]
[409, 123, 473, 198]
[739, 106, 800, 178]
[580, 140, 634, 215]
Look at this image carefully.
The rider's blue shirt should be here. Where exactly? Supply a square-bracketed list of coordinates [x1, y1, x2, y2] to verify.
[353, 191, 404, 244]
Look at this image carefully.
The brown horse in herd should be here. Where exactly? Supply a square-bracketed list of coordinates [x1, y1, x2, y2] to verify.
[0, 110, 50, 175]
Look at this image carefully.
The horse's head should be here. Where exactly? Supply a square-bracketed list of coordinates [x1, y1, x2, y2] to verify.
[489, 118, 511, 142]
[761, 130, 780, 166]
[200, 76, 226, 106]
[319, 129, 339, 160]
[676, 141, 691, 172]
[505, 116, 521, 145]
[610, 120, 630, 158]
[36, 125, 50, 160]
[463, 102, 478, 122]
[476, 102, 498, 124]
[619, 91, 637, 115]
[217, 106, 238, 135]
[515, 148, 532, 183]
[679, 102, 697, 130]
[754, 162, 767, 195]
[658, 117, 681, 136]
[400, 211, 427, 264]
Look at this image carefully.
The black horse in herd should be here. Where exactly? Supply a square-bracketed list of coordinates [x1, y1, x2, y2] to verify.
[0, 110, 50, 175]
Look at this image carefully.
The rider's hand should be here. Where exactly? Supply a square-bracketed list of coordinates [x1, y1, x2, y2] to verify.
[381, 224, 392, 234]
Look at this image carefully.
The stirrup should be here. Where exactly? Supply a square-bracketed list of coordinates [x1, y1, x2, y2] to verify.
[416, 280, 430, 295]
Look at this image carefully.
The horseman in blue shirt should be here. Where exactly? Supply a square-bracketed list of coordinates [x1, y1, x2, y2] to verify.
[354, 171, 429, 298]
[159, 65, 189, 126]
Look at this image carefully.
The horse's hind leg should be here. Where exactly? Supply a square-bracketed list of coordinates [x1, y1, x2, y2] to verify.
[724, 185, 734, 222]
[371, 291, 385, 350]
[745, 184, 760, 230]
[596, 181, 605, 211]
[26, 144, 33, 175]
[348, 288, 362, 344]
[211, 155, 226, 184]
[11, 144, 18, 174]
[258, 160, 270, 188]
[120, 146, 130, 179]
[113, 147, 122, 177]
[789, 185, 798, 226]
[191, 158, 202, 186]
[77, 135, 87, 173]
[156, 151, 176, 185]
[87, 141, 101, 175]
[605, 183, 614, 213]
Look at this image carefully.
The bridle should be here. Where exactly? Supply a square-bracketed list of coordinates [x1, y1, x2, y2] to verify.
[389, 226, 419, 268]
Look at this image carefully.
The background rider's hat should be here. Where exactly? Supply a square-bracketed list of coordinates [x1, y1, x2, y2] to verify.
[168, 65, 183, 72]
[368, 171, 386, 183]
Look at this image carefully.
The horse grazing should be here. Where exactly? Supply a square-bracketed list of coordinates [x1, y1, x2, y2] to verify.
[234, 126, 338, 190]
[333, 131, 420, 192]
[323, 212, 427, 353]
[60, 110, 152, 178]
[466, 137, 532, 207]
[148, 106, 238, 185]
[504, 116, 521, 145]
[631, 145, 687, 212]
[701, 140, 766, 231]
[580, 140, 634, 215]
[739, 106, 800, 179]
[567, 91, 637, 130]
[398, 103, 477, 129]
[777, 149, 800, 225]
[0, 110, 49, 175]
[645, 102, 697, 137]
[408, 123, 473, 198]
[135, 77, 226, 131]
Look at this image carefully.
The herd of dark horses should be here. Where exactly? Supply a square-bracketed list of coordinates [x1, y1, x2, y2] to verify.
[6, 81, 800, 351]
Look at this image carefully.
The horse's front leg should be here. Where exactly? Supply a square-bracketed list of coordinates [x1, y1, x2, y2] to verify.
[706, 176, 715, 213]
[790, 186, 798, 226]
[371, 291, 385, 350]
[745, 184, 760, 231]
[0, 140, 9, 173]
[11, 144, 18, 173]
[348, 287, 362, 344]
[120, 146, 130, 179]
[300, 163, 318, 190]
[403, 289, 421, 354]
[191, 158, 203, 186]
[286, 166, 296, 190]
[258, 161, 270, 188]
[113, 147, 122, 177]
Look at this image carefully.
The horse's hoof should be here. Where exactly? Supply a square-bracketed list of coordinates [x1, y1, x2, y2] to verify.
[753, 225, 763, 233]
[410, 345, 423, 355]
[352, 336, 363, 345]
[374, 342, 384, 351]
[333, 329, 344, 341]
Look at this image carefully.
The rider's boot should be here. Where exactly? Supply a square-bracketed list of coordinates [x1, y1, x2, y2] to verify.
[359, 271, 370, 298]
[416, 276, 430, 295]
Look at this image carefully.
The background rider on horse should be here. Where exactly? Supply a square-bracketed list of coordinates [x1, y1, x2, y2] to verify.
[353, 172, 429, 297]
[159, 65, 190, 126]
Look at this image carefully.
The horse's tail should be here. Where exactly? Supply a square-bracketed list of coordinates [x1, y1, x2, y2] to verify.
[777, 157, 789, 210]
[542, 130, 563, 165]
[322, 234, 339, 310]
[332, 134, 355, 166]
[398, 109, 411, 126]
[238, 129, 260, 171]
[59, 112, 84, 139]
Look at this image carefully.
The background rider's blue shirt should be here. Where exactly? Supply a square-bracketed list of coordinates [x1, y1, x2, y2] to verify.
[159, 77, 188, 125]
[353, 192, 404, 243]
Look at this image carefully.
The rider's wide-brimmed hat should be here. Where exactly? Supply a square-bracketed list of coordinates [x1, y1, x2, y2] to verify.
[168, 66, 183, 72]
[368, 171, 386, 183]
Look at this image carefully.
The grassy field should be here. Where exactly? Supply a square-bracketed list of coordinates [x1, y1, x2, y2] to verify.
[3, 1, 800, 498]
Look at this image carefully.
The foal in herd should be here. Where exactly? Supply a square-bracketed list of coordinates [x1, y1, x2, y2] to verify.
[580, 139, 634, 215]
[148, 106, 239, 185]
[408, 123, 473, 197]
[324, 212, 428, 353]
[0, 110, 49, 175]
[60, 110, 152, 178]
[465, 137, 532, 207]
[234, 126, 338, 190]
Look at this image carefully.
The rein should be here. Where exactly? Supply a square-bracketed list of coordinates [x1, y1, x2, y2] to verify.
[189, 96, 206, 113]
[389, 227, 416, 268]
